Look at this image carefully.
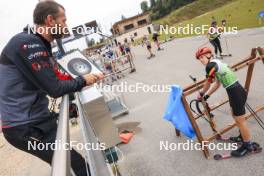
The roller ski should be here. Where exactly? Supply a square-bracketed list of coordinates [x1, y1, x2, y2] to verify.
[214, 142, 262, 160]
[130, 68, 136, 73]
[222, 35, 232, 57]
[147, 54, 155, 59]
[216, 134, 243, 144]
[220, 53, 232, 57]
[216, 53, 232, 60]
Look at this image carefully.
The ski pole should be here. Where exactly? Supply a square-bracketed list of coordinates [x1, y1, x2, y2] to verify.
[245, 102, 264, 130]
[189, 75, 218, 133]
[190, 99, 211, 123]
[223, 37, 232, 56]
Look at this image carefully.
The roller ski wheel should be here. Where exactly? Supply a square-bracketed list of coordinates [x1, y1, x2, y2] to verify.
[214, 142, 262, 161]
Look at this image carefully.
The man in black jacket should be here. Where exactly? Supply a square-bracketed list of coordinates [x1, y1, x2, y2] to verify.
[0, 1, 102, 175]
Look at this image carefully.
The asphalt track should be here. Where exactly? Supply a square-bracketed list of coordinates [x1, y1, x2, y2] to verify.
[0, 27, 264, 176]
[115, 27, 264, 176]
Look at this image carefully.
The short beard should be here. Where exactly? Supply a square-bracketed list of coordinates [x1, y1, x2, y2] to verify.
[51, 33, 64, 39]
[50, 23, 65, 39]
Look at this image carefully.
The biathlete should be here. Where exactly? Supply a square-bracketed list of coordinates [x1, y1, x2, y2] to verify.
[124, 39, 136, 73]
[208, 21, 223, 58]
[143, 35, 155, 59]
[152, 32, 162, 51]
[195, 47, 261, 157]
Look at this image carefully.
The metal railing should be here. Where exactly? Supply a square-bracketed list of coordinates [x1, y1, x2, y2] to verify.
[75, 93, 112, 176]
[51, 95, 71, 176]
[51, 94, 113, 176]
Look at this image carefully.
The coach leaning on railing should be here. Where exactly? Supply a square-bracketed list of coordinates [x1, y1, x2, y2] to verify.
[0, 1, 103, 176]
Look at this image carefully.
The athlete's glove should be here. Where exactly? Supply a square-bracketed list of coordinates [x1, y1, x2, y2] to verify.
[203, 95, 210, 101]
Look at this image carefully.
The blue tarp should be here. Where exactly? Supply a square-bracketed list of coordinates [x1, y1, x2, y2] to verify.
[259, 11, 264, 18]
[164, 85, 196, 139]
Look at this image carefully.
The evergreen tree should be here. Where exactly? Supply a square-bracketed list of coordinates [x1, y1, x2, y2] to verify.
[141, 1, 149, 12]
[150, 0, 156, 8]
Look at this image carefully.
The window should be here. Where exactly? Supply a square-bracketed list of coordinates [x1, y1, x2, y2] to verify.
[124, 24, 134, 31]
[147, 27, 152, 34]
[137, 19, 147, 26]
[134, 32, 137, 37]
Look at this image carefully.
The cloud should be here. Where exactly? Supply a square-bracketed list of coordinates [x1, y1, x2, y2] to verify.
[0, 0, 143, 51]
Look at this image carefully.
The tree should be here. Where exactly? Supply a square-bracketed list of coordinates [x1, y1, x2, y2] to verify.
[150, 0, 156, 8]
[121, 15, 126, 20]
[154, 0, 166, 17]
[140, 1, 149, 12]
[149, 0, 195, 20]
[162, 0, 171, 14]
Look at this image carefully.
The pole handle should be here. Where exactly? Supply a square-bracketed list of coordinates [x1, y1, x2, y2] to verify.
[189, 75, 197, 82]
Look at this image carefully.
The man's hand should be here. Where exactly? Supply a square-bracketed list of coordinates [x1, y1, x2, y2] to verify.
[82, 73, 104, 86]
[93, 73, 104, 81]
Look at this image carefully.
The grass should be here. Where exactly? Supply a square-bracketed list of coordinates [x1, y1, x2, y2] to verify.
[155, 0, 235, 25]
[154, 0, 264, 40]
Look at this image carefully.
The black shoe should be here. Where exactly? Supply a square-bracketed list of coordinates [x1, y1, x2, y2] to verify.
[231, 142, 260, 157]
[130, 68, 136, 73]
[231, 143, 250, 157]
[229, 134, 243, 143]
